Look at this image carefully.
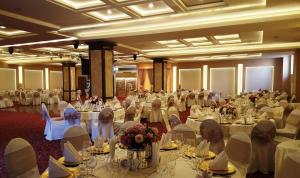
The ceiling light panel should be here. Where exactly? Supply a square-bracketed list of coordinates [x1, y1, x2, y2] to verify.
[88, 9, 131, 21]
[184, 37, 208, 42]
[157, 40, 180, 45]
[52, 0, 105, 10]
[218, 39, 241, 44]
[128, 1, 174, 16]
[214, 34, 239, 40]
[34, 47, 69, 52]
[192, 41, 213, 46]
[167, 44, 187, 48]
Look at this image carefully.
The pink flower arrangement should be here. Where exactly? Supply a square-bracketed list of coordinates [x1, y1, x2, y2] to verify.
[219, 103, 237, 116]
[120, 124, 159, 150]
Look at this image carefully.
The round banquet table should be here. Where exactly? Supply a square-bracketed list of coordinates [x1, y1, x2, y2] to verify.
[79, 108, 125, 133]
[275, 140, 300, 178]
[186, 117, 255, 138]
[76, 149, 241, 178]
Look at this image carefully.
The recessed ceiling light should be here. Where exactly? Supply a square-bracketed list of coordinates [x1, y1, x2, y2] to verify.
[148, 2, 154, 8]
[107, 9, 112, 14]
[0, 26, 6, 29]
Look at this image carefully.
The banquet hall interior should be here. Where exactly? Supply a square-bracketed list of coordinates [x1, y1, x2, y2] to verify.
[1, 0, 300, 178]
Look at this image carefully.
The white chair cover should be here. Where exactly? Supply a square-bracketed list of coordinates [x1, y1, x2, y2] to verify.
[41, 103, 65, 141]
[200, 119, 225, 154]
[64, 107, 80, 131]
[4, 138, 40, 178]
[95, 108, 115, 141]
[225, 133, 252, 178]
[167, 106, 180, 118]
[58, 101, 68, 117]
[172, 124, 196, 146]
[249, 120, 276, 174]
[277, 151, 300, 178]
[277, 109, 300, 139]
[47, 92, 55, 105]
[61, 126, 90, 151]
[32, 92, 41, 106]
[186, 92, 196, 107]
[0, 96, 6, 108]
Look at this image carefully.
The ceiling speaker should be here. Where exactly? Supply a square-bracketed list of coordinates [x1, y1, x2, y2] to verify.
[73, 40, 79, 49]
[8, 47, 14, 54]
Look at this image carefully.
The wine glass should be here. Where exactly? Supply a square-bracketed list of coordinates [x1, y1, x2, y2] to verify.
[86, 156, 98, 177]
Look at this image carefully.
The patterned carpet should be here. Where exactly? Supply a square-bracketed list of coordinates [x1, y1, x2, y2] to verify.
[0, 106, 273, 178]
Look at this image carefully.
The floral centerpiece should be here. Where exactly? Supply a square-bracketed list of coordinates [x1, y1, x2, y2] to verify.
[219, 103, 237, 117]
[120, 124, 159, 150]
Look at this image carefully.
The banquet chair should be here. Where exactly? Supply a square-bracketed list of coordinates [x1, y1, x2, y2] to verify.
[20, 92, 31, 105]
[225, 133, 252, 178]
[289, 95, 296, 103]
[248, 120, 276, 174]
[96, 108, 115, 141]
[277, 151, 300, 178]
[64, 107, 81, 131]
[53, 93, 60, 104]
[172, 124, 196, 146]
[186, 92, 196, 108]
[58, 101, 68, 117]
[200, 119, 225, 154]
[32, 91, 41, 106]
[41, 103, 65, 141]
[47, 92, 55, 105]
[276, 109, 300, 139]
[0, 95, 6, 108]
[167, 105, 180, 118]
[168, 114, 182, 130]
[149, 99, 164, 123]
[61, 126, 91, 151]
[4, 138, 40, 178]
[177, 94, 187, 112]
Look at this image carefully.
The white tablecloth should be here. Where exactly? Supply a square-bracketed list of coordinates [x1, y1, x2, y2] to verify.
[186, 117, 255, 137]
[79, 109, 125, 133]
[91, 149, 241, 178]
[275, 140, 300, 178]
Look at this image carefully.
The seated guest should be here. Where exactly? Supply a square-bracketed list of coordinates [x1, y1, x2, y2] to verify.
[167, 98, 180, 118]
[98, 108, 115, 140]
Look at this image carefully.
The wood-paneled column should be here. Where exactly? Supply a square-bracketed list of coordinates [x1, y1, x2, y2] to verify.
[87, 41, 115, 102]
[153, 58, 167, 92]
[62, 62, 76, 102]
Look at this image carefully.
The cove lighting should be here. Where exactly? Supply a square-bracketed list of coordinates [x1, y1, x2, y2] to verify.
[18, 66, 23, 84]
[203, 65, 208, 90]
[0, 37, 77, 48]
[237, 64, 243, 94]
[172, 66, 177, 92]
[148, 3, 154, 8]
[45, 68, 49, 90]
[291, 54, 294, 75]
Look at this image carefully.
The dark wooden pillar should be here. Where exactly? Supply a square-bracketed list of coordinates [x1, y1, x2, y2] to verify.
[62, 62, 76, 102]
[86, 41, 115, 102]
[153, 58, 167, 92]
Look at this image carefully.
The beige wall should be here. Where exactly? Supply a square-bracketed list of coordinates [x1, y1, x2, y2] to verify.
[176, 58, 285, 93]
[179, 68, 202, 90]
[0, 64, 62, 90]
[24, 69, 44, 89]
[0, 68, 16, 90]
[50, 71, 63, 89]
